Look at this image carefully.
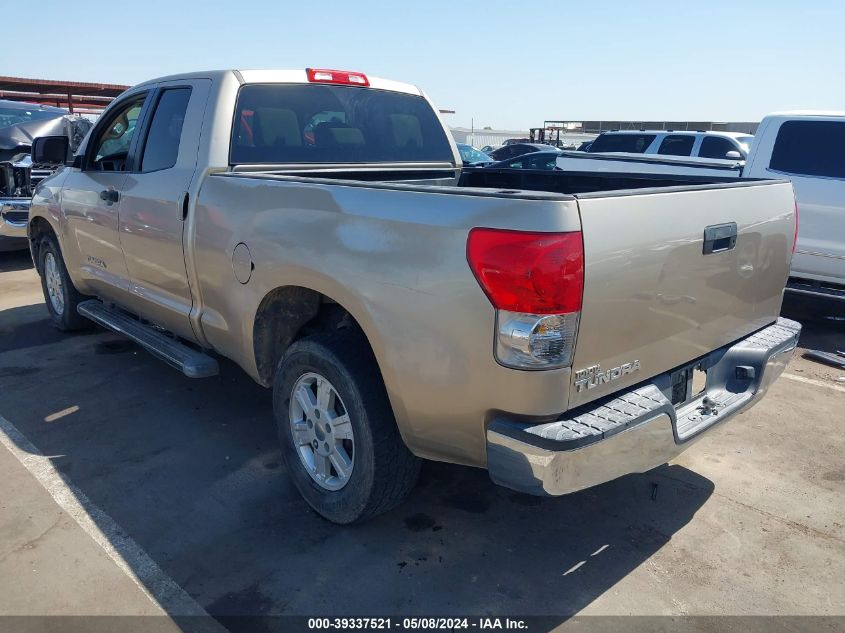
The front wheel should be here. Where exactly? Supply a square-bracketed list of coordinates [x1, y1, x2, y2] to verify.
[273, 330, 421, 524]
[38, 235, 92, 331]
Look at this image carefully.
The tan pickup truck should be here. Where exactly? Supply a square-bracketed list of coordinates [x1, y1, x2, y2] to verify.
[27, 69, 800, 523]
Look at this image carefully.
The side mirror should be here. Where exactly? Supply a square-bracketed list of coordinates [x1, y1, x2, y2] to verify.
[31, 136, 70, 165]
[724, 150, 742, 160]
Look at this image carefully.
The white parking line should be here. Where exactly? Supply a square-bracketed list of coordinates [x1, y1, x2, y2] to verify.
[0, 414, 223, 626]
[781, 372, 845, 394]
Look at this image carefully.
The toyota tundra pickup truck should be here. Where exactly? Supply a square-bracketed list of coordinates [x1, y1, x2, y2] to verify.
[27, 69, 800, 524]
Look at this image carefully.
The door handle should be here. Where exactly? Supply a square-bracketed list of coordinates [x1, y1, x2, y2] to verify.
[99, 189, 120, 205]
[703, 222, 737, 254]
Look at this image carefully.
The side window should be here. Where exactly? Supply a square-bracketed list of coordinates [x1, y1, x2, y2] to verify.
[140, 88, 192, 172]
[588, 133, 656, 153]
[657, 135, 695, 156]
[769, 120, 845, 179]
[529, 155, 555, 169]
[89, 96, 146, 171]
[699, 136, 738, 159]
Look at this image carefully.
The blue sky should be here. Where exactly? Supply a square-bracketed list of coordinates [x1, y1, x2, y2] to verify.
[5, 0, 843, 129]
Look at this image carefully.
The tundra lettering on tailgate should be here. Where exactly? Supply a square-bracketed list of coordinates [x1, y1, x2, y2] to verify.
[574, 360, 641, 392]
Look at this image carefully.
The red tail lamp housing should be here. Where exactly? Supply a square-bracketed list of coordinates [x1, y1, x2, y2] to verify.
[467, 228, 584, 314]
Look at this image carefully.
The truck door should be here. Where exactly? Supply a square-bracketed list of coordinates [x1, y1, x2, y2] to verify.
[116, 79, 211, 341]
[60, 92, 149, 300]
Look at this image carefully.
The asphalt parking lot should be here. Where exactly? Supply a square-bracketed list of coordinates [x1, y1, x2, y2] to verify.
[0, 249, 843, 629]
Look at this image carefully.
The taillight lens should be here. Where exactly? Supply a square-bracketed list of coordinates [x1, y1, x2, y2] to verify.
[467, 228, 584, 369]
[792, 199, 799, 254]
[466, 228, 584, 314]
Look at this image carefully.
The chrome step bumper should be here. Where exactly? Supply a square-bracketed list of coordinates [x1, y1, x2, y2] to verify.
[486, 317, 801, 496]
[77, 300, 219, 378]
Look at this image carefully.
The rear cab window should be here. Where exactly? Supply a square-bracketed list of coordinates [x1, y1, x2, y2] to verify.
[140, 87, 192, 172]
[769, 120, 845, 178]
[588, 133, 656, 153]
[231, 84, 454, 165]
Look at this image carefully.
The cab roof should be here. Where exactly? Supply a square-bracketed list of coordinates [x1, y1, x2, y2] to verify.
[132, 69, 422, 96]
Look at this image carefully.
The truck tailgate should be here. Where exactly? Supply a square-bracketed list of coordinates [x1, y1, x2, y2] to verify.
[569, 180, 795, 408]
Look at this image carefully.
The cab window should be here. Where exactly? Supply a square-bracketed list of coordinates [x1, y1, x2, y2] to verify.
[231, 84, 453, 164]
[140, 88, 192, 172]
[698, 136, 739, 159]
[588, 133, 655, 153]
[89, 96, 146, 171]
[769, 120, 845, 179]
[657, 135, 695, 156]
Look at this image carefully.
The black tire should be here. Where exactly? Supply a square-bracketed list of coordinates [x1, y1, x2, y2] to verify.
[273, 329, 421, 524]
[38, 234, 92, 331]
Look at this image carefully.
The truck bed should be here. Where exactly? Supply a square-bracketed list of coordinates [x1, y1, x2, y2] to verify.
[459, 166, 746, 194]
[206, 168, 795, 421]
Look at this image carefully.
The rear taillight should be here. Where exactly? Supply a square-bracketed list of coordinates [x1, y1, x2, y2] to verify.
[467, 228, 584, 369]
[466, 229, 583, 313]
[793, 199, 799, 254]
[306, 68, 370, 87]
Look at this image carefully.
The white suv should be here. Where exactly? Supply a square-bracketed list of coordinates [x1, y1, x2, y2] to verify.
[587, 129, 754, 160]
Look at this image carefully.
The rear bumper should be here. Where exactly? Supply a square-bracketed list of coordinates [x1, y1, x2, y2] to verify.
[786, 276, 845, 302]
[486, 317, 801, 496]
[0, 198, 30, 250]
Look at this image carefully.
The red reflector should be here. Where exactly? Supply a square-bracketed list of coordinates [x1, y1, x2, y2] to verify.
[793, 199, 799, 254]
[467, 228, 584, 314]
[306, 68, 370, 87]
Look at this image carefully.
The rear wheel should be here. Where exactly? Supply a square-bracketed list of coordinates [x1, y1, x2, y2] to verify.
[38, 235, 92, 331]
[273, 330, 420, 524]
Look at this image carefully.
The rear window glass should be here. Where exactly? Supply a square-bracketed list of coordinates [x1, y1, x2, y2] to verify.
[769, 120, 845, 179]
[657, 135, 695, 156]
[231, 84, 454, 165]
[588, 133, 655, 153]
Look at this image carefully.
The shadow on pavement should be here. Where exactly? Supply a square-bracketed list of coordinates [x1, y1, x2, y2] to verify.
[781, 294, 844, 354]
[0, 250, 34, 273]
[0, 301, 714, 627]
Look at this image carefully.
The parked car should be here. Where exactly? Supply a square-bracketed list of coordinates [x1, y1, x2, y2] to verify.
[0, 100, 91, 251]
[489, 142, 558, 161]
[577, 140, 593, 151]
[502, 138, 530, 146]
[587, 130, 753, 160]
[490, 150, 561, 170]
[557, 112, 843, 304]
[480, 144, 500, 154]
[29, 68, 799, 524]
[456, 143, 494, 167]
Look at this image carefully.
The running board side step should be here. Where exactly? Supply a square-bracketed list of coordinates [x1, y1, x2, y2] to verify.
[77, 300, 219, 378]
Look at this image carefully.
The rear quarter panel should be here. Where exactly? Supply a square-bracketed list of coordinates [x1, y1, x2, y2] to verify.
[192, 174, 582, 466]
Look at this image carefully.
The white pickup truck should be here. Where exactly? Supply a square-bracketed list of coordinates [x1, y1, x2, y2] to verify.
[556, 112, 845, 303]
[28, 69, 800, 523]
